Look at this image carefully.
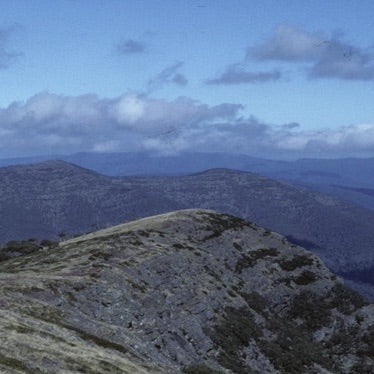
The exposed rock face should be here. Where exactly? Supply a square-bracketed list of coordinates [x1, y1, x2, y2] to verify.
[0, 209, 373, 373]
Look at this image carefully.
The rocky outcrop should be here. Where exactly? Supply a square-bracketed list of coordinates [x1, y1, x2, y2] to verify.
[0, 209, 372, 373]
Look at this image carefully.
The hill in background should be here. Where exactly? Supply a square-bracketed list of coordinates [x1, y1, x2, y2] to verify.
[2, 152, 374, 210]
[1, 160, 374, 298]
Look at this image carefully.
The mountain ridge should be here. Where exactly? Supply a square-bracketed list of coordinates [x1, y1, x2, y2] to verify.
[0, 209, 373, 373]
[2, 151, 374, 210]
[3, 159, 374, 302]
[1, 160, 374, 275]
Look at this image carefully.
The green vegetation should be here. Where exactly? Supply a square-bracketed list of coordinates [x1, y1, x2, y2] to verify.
[89, 251, 113, 261]
[262, 229, 271, 237]
[235, 248, 279, 273]
[0, 352, 41, 373]
[279, 254, 314, 271]
[326, 328, 357, 354]
[293, 270, 318, 285]
[287, 291, 332, 330]
[330, 284, 368, 314]
[206, 284, 369, 373]
[287, 285, 368, 333]
[233, 242, 242, 251]
[60, 323, 130, 355]
[2, 240, 40, 254]
[360, 325, 374, 358]
[0, 238, 58, 264]
[182, 364, 224, 374]
[136, 230, 150, 238]
[206, 306, 262, 373]
[40, 239, 58, 248]
[203, 265, 220, 281]
[197, 212, 253, 241]
[127, 279, 148, 293]
[239, 291, 267, 315]
[258, 321, 331, 373]
[25, 304, 65, 325]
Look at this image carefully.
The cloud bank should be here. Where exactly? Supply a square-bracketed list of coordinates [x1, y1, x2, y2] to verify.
[207, 24, 374, 84]
[1, 92, 374, 159]
[249, 25, 374, 80]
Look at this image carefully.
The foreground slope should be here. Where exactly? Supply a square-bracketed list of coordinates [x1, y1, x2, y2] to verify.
[0, 210, 373, 373]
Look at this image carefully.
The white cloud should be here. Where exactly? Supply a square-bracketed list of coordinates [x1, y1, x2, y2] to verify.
[273, 124, 374, 155]
[249, 25, 374, 80]
[112, 94, 146, 124]
[1, 91, 374, 159]
[0, 92, 242, 157]
[250, 25, 326, 62]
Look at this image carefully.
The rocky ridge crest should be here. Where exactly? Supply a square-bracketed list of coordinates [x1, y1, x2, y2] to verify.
[0, 209, 373, 373]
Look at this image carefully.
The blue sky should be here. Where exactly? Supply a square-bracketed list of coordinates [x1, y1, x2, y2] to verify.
[1, 0, 374, 158]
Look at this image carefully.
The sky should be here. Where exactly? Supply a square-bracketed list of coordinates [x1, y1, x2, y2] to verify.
[1, 0, 374, 159]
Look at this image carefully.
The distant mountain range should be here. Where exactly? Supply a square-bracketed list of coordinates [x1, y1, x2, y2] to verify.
[1, 151, 374, 210]
[1, 160, 374, 300]
[0, 209, 373, 373]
